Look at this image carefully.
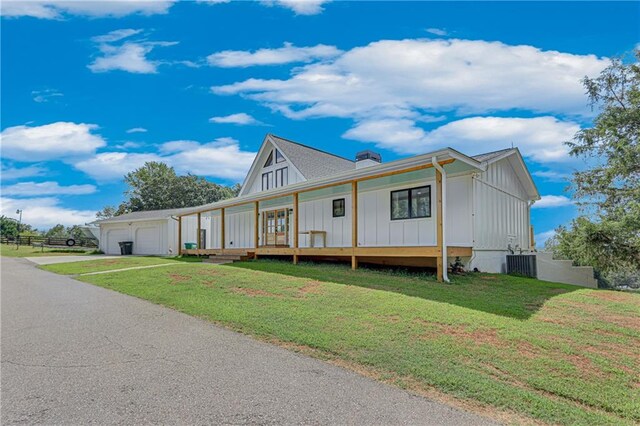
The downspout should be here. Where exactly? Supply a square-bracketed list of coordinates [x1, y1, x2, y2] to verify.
[431, 157, 449, 282]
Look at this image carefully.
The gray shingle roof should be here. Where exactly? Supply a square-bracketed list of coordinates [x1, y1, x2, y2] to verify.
[93, 207, 193, 224]
[472, 148, 516, 163]
[269, 134, 354, 180]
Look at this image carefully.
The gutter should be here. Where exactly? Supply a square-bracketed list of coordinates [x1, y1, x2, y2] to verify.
[180, 148, 483, 217]
[431, 156, 449, 283]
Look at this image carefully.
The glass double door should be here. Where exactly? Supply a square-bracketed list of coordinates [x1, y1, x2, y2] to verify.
[262, 208, 289, 246]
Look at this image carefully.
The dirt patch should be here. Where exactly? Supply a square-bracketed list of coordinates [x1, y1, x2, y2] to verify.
[587, 291, 640, 305]
[374, 314, 402, 324]
[516, 341, 540, 359]
[296, 280, 325, 297]
[479, 275, 497, 281]
[413, 320, 506, 347]
[229, 287, 283, 298]
[168, 273, 190, 284]
[201, 268, 227, 277]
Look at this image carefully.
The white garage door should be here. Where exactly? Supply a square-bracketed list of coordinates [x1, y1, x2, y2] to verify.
[106, 229, 129, 255]
[134, 226, 162, 255]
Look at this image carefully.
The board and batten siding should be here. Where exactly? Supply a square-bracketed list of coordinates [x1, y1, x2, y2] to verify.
[472, 157, 532, 273]
[225, 205, 256, 249]
[355, 175, 473, 248]
[298, 194, 352, 248]
[473, 158, 531, 250]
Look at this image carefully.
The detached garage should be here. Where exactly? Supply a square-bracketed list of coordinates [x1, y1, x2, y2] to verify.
[93, 208, 192, 256]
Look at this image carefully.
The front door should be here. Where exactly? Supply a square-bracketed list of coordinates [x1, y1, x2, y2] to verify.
[262, 208, 289, 246]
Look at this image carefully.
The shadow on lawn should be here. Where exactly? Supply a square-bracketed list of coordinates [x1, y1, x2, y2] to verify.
[229, 259, 580, 320]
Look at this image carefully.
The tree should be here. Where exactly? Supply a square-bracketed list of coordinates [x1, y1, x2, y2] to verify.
[45, 224, 66, 238]
[96, 206, 117, 220]
[553, 50, 640, 277]
[0, 216, 19, 238]
[100, 162, 240, 214]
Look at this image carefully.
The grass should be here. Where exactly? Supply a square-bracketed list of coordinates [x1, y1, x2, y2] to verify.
[50, 258, 640, 424]
[0, 244, 98, 257]
[40, 256, 194, 275]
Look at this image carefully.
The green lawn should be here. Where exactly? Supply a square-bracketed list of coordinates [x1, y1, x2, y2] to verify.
[40, 256, 194, 275]
[0, 244, 98, 258]
[50, 258, 639, 424]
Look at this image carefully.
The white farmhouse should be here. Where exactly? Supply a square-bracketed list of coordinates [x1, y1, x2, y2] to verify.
[95, 134, 540, 281]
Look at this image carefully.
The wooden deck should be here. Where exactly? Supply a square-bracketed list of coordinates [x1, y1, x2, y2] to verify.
[181, 246, 472, 258]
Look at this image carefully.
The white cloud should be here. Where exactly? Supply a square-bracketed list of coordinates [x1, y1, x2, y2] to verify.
[533, 169, 572, 182]
[75, 137, 255, 181]
[344, 116, 580, 160]
[209, 113, 262, 125]
[0, 122, 106, 162]
[1, 164, 47, 180]
[426, 28, 447, 36]
[91, 28, 143, 43]
[168, 138, 255, 179]
[535, 229, 556, 247]
[532, 195, 574, 209]
[74, 152, 162, 181]
[260, 0, 329, 15]
[207, 42, 341, 67]
[126, 127, 147, 133]
[88, 29, 177, 74]
[2, 181, 97, 196]
[1, 1, 175, 19]
[213, 38, 606, 117]
[0, 197, 98, 228]
[32, 88, 63, 103]
[213, 38, 607, 156]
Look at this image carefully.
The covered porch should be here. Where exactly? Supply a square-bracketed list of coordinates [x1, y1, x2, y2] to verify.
[177, 150, 482, 281]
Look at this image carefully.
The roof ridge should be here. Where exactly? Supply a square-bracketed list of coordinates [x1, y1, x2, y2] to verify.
[269, 133, 354, 164]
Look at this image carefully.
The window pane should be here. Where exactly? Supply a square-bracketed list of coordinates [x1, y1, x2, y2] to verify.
[333, 199, 345, 217]
[262, 173, 269, 190]
[264, 151, 273, 167]
[391, 190, 409, 219]
[275, 149, 285, 163]
[281, 167, 288, 185]
[411, 187, 430, 218]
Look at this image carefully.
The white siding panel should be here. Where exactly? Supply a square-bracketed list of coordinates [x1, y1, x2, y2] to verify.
[357, 181, 437, 247]
[298, 195, 351, 247]
[473, 158, 531, 251]
[446, 176, 472, 246]
[226, 210, 255, 249]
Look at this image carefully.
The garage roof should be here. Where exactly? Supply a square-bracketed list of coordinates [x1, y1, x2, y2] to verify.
[93, 207, 194, 225]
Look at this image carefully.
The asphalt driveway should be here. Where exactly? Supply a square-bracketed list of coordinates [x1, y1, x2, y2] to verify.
[1, 257, 495, 425]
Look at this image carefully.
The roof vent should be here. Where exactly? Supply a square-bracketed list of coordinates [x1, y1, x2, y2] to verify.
[355, 150, 382, 169]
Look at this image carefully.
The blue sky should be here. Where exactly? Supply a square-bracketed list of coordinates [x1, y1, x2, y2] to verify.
[2, 1, 638, 245]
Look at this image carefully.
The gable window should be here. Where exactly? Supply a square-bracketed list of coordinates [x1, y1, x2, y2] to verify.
[275, 149, 285, 163]
[275, 167, 288, 188]
[332, 198, 345, 217]
[391, 185, 431, 220]
[264, 151, 273, 167]
[262, 171, 273, 191]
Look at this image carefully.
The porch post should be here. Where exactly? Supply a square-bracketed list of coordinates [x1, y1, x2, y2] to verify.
[436, 169, 444, 282]
[197, 212, 202, 251]
[254, 201, 259, 258]
[351, 181, 358, 270]
[178, 216, 182, 255]
[220, 208, 225, 250]
[293, 192, 299, 264]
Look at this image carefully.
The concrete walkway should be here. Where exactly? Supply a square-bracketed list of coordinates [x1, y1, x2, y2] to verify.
[25, 254, 120, 265]
[1, 257, 495, 425]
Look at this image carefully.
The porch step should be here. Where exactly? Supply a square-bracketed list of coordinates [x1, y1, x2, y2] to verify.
[203, 258, 234, 265]
[203, 253, 253, 264]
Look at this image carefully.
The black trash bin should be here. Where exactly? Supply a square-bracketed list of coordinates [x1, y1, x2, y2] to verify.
[118, 241, 133, 255]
